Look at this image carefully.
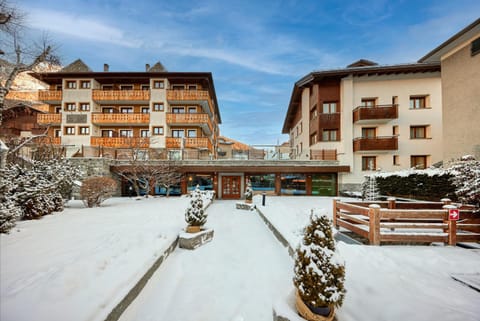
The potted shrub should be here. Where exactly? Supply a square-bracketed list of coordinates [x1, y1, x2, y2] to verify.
[293, 209, 346, 321]
[185, 185, 207, 233]
[245, 181, 253, 204]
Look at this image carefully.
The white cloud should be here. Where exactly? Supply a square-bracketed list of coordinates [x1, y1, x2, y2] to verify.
[26, 8, 142, 48]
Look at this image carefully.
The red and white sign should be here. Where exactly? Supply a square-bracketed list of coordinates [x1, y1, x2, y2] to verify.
[449, 209, 460, 221]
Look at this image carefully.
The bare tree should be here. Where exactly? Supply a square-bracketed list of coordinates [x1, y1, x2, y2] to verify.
[142, 161, 183, 197]
[0, 0, 60, 126]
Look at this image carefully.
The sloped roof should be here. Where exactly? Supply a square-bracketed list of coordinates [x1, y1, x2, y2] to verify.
[61, 59, 92, 72]
[148, 61, 167, 72]
[218, 136, 251, 150]
[347, 59, 378, 68]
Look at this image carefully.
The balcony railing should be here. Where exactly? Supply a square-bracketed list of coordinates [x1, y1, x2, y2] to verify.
[35, 136, 61, 145]
[166, 113, 213, 134]
[166, 137, 212, 150]
[310, 149, 337, 161]
[38, 90, 62, 102]
[37, 113, 61, 125]
[353, 104, 398, 123]
[319, 113, 341, 128]
[92, 90, 150, 101]
[167, 90, 214, 115]
[353, 136, 398, 152]
[91, 137, 150, 148]
[91, 113, 150, 125]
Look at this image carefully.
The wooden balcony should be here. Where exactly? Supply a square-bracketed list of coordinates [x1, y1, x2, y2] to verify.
[92, 90, 150, 102]
[319, 113, 341, 128]
[166, 137, 212, 150]
[37, 113, 61, 125]
[38, 90, 62, 102]
[91, 113, 150, 125]
[35, 136, 61, 145]
[167, 90, 214, 115]
[91, 137, 150, 148]
[353, 104, 398, 123]
[166, 113, 213, 135]
[353, 136, 398, 152]
[310, 149, 337, 161]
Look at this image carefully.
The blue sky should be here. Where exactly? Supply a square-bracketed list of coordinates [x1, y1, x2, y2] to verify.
[17, 0, 480, 145]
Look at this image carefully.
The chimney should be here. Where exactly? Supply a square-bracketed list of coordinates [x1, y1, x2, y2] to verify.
[145, 64, 150, 71]
[104, 63, 109, 72]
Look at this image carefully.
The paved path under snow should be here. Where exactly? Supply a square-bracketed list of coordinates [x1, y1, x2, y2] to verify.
[118, 201, 293, 321]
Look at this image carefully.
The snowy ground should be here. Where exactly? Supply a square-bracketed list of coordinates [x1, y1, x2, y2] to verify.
[1, 195, 479, 321]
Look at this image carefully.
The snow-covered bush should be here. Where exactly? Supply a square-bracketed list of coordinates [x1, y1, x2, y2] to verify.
[244, 182, 253, 201]
[293, 209, 346, 310]
[447, 155, 480, 207]
[185, 185, 207, 227]
[80, 176, 118, 208]
[0, 199, 22, 233]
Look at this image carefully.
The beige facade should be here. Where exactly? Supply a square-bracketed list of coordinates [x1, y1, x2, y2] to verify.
[420, 19, 480, 162]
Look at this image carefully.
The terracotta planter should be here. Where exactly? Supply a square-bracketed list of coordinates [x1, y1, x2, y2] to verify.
[295, 290, 335, 321]
[245, 199, 252, 204]
[186, 225, 201, 233]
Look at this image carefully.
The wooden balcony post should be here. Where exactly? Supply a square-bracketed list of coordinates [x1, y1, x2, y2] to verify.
[333, 198, 340, 229]
[368, 204, 381, 245]
[443, 204, 457, 246]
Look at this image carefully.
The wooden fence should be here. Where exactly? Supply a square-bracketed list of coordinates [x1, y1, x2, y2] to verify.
[333, 198, 480, 246]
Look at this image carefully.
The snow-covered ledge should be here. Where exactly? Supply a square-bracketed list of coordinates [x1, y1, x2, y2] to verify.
[179, 228, 214, 250]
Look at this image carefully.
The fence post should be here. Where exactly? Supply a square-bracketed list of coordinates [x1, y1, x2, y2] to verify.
[443, 204, 457, 246]
[441, 198, 452, 233]
[369, 204, 381, 245]
[441, 198, 452, 205]
[333, 198, 340, 229]
[387, 197, 396, 231]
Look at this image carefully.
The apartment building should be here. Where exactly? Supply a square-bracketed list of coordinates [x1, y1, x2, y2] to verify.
[32, 59, 221, 160]
[419, 18, 480, 162]
[283, 60, 442, 191]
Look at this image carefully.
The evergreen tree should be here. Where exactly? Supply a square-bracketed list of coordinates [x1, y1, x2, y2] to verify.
[293, 209, 346, 309]
[362, 175, 379, 200]
[448, 155, 480, 207]
[185, 185, 207, 227]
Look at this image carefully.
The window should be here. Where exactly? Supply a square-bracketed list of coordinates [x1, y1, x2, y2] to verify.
[310, 133, 317, 145]
[362, 156, 376, 171]
[392, 125, 399, 136]
[120, 85, 133, 90]
[103, 107, 115, 113]
[172, 107, 185, 114]
[362, 127, 376, 138]
[188, 84, 197, 90]
[361, 98, 376, 108]
[55, 129, 61, 137]
[410, 96, 427, 109]
[102, 130, 114, 137]
[79, 126, 90, 135]
[141, 85, 150, 90]
[172, 129, 184, 138]
[392, 96, 398, 105]
[299, 142, 303, 154]
[80, 81, 91, 89]
[411, 155, 427, 169]
[65, 127, 75, 135]
[55, 106, 62, 113]
[172, 84, 185, 90]
[153, 103, 164, 111]
[66, 81, 76, 89]
[310, 107, 317, 120]
[322, 102, 337, 114]
[102, 85, 114, 90]
[153, 80, 164, 89]
[120, 107, 133, 113]
[141, 107, 149, 113]
[471, 37, 480, 56]
[188, 106, 197, 113]
[153, 127, 164, 135]
[322, 129, 338, 141]
[393, 155, 400, 166]
[410, 125, 428, 139]
[120, 130, 133, 137]
[140, 129, 150, 137]
[65, 103, 76, 111]
[187, 129, 197, 137]
[55, 85, 62, 90]
[79, 103, 90, 111]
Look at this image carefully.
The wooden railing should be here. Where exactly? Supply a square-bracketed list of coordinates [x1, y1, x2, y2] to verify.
[38, 90, 62, 101]
[333, 198, 480, 245]
[37, 113, 61, 125]
[91, 113, 150, 124]
[319, 113, 340, 128]
[35, 136, 61, 145]
[353, 136, 397, 151]
[166, 137, 212, 150]
[166, 113, 213, 133]
[310, 149, 337, 160]
[90, 137, 150, 148]
[92, 90, 150, 101]
[167, 90, 214, 115]
[353, 104, 398, 123]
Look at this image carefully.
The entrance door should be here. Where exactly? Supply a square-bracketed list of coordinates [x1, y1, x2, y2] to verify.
[222, 176, 241, 199]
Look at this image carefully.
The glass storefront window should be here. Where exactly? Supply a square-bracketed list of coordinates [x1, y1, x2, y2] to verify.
[249, 174, 275, 192]
[187, 174, 213, 191]
[312, 174, 336, 196]
[281, 174, 306, 195]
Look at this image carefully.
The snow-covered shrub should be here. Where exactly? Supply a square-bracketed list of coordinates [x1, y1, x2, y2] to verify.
[293, 209, 346, 309]
[244, 182, 253, 201]
[80, 177, 118, 208]
[185, 185, 207, 227]
[0, 199, 22, 233]
[362, 175, 379, 200]
[447, 155, 480, 207]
